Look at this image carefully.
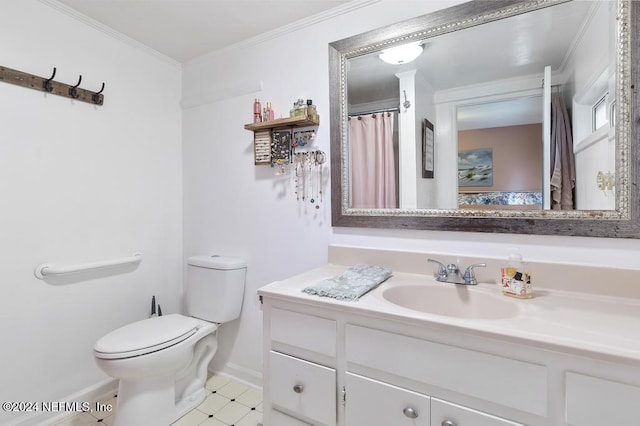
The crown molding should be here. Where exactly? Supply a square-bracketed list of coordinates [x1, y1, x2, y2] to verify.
[37, 0, 182, 70]
[38, 0, 381, 68]
[186, 0, 382, 66]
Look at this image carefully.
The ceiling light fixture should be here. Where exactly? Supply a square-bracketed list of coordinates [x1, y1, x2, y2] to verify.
[379, 42, 423, 65]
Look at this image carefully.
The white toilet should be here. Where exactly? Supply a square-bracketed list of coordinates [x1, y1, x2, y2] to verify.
[94, 255, 246, 426]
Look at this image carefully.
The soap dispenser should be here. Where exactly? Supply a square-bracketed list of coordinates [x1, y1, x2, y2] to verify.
[501, 249, 533, 299]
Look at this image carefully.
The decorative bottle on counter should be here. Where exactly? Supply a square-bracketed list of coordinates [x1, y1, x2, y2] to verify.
[501, 249, 533, 298]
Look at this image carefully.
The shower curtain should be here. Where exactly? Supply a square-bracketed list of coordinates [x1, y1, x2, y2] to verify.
[550, 95, 575, 210]
[348, 113, 397, 208]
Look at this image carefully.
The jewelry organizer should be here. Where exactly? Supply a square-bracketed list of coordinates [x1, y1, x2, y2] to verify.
[244, 114, 320, 168]
[272, 130, 292, 175]
[254, 130, 271, 165]
[244, 114, 324, 207]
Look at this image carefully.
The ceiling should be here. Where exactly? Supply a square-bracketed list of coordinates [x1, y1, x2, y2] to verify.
[55, 0, 352, 63]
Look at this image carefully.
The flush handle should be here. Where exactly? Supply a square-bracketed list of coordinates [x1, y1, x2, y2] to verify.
[293, 384, 304, 394]
[442, 420, 457, 426]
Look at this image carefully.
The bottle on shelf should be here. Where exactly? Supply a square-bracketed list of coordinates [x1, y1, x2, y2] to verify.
[290, 99, 306, 118]
[265, 101, 274, 121]
[253, 98, 262, 123]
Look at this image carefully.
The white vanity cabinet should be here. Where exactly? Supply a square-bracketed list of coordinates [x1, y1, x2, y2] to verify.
[259, 275, 640, 426]
[261, 302, 528, 425]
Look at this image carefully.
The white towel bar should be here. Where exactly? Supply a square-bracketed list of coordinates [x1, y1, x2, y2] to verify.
[34, 252, 142, 279]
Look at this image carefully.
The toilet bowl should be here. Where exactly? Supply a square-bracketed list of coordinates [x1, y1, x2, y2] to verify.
[94, 256, 246, 426]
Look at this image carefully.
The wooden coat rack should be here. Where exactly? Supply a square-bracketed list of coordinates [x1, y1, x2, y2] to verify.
[0, 66, 105, 105]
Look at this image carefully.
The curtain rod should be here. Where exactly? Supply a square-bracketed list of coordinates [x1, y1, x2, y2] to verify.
[348, 107, 399, 116]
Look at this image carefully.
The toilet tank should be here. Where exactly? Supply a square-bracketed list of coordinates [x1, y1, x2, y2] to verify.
[186, 255, 247, 323]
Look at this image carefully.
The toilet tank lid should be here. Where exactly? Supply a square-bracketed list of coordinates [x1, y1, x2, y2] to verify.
[188, 255, 246, 270]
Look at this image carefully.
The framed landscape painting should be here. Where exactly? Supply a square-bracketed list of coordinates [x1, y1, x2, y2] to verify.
[458, 148, 493, 187]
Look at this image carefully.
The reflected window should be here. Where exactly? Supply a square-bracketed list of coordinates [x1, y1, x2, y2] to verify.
[593, 94, 608, 131]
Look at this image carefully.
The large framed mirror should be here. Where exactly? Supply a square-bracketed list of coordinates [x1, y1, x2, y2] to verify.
[329, 0, 639, 238]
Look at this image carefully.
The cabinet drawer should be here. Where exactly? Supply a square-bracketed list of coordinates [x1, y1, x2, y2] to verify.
[271, 308, 336, 357]
[270, 409, 312, 426]
[345, 372, 430, 426]
[431, 398, 524, 426]
[566, 372, 640, 425]
[346, 324, 547, 416]
[269, 351, 336, 425]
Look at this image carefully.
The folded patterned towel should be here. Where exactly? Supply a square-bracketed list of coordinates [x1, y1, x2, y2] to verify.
[302, 264, 392, 301]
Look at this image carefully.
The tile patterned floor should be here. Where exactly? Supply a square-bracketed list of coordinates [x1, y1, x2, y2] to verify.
[55, 375, 262, 426]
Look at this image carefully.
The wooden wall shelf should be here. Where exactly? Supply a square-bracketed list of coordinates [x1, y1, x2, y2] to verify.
[244, 114, 319, 132]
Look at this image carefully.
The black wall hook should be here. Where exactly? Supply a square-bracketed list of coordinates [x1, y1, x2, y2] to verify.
[69, 75, 82, 99]
[43, 67, 56, 92]
[92, 82, 105, 104]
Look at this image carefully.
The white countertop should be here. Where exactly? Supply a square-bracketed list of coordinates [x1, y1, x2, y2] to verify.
[258, 264, 640, 366]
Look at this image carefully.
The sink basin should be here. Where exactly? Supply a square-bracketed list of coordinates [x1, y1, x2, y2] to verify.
[382, 285, 520, 319]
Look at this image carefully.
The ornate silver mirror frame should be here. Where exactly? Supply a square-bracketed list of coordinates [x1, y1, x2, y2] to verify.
[329, 0, 639, 238]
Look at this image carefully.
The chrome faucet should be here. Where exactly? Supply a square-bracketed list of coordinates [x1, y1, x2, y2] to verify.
[427, 259, 486, 285]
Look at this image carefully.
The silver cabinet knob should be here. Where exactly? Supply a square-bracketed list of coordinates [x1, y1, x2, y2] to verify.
[403, 407, 418, 419]
[442, 420, 457, 426]
[293, 384, 304, 394]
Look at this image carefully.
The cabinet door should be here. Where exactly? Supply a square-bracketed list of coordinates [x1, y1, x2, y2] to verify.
[269, 351, 336, 425]
[565, 372, 640, 425]
[270, 409, 313, 426]
[345, 372, 430, 426]
[431, 398, 524, 426]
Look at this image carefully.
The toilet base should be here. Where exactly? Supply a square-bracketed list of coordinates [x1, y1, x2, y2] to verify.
[175, 387, 207, 421]
[114, 374, 175, 426]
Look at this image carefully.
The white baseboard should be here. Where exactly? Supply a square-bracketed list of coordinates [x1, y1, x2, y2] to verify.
[211, 362, 263, 390]
[11, 378, 117, 426]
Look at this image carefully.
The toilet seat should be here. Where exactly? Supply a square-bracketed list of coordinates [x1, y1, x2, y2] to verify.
[94, 314, 204, 360]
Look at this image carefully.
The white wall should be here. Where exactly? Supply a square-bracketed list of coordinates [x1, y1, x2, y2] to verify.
[0, 1, 182, 423]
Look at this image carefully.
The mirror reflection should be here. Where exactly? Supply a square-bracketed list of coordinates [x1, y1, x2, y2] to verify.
[346, 0, 616, 211]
